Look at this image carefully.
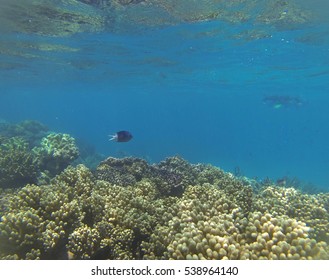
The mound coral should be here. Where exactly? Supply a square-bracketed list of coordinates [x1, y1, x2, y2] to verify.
[0, 156, 328, 260]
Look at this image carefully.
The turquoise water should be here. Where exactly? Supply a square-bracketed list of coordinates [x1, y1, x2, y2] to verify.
[1, 1, 329, 189]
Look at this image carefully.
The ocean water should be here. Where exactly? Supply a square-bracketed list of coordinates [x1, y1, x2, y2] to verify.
[1, 0, 329, 190]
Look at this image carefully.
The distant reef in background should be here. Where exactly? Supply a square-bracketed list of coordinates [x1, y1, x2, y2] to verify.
[0, 119, 328, 260]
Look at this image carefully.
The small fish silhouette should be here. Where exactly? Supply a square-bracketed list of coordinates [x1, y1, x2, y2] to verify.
[109, 131, 133, 142]
[262, 95, 304, 109]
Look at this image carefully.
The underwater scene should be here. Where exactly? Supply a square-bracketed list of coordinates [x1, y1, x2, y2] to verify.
[0, 0, 329, 260]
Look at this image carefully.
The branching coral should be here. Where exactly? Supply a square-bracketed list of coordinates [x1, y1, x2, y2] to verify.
[252, 186, 329, 243]
[0, 156, 328, 260]
[0, 120, 48, 148]
[242, 212, 328, 260]
[0, 137, 38, 188]
[142, 185, 328, 260]
[1, 120, 84, 187]
[0, 165, 90, 259]
[33, 133, 79, 176]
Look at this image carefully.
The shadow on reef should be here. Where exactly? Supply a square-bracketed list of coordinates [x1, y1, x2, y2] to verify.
[0, 153, 329, 260]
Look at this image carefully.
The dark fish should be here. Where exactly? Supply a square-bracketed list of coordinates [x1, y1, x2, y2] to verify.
[109, 130, 133, 142]
[276, 177, 286, 186]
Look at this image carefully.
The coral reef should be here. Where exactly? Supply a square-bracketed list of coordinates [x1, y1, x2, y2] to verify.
[142, 184, 328, 260]
[0, 137, 38, 188]
[96, 157, 151, 187]
[96, 156, 251, 199]
[0, 156, 328, 260]
[252, 186, 329, 244]
[1, 120, 81, 187]
[0, 165, 90, 259]
[33, 133, 79, 176]
[0, 120, 48, 148]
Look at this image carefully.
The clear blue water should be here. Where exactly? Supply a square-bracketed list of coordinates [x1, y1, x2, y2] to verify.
[1, 3, 329, 190]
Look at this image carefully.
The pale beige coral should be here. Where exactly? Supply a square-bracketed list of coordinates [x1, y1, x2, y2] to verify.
[0, 208, 43, 259]
[243, 212, 328, 260]
[37, 133, 79, 161]
[143, 184, 244, 260]
[67, 225, 101, 259]
[0, 165, 91, 259]
[253, 186, 329, 243]
[0, 160, 328, 260]
[143, 184, 329, 260]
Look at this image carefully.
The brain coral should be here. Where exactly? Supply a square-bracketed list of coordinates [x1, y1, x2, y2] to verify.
[0, 156, 328, 260]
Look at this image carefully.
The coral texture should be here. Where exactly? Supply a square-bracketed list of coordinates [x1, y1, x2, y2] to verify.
[33, 133, 79, 176]
[1, 121, 80, 187]
[0, 157, 328, 260]
[0, 137, 38, 188]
